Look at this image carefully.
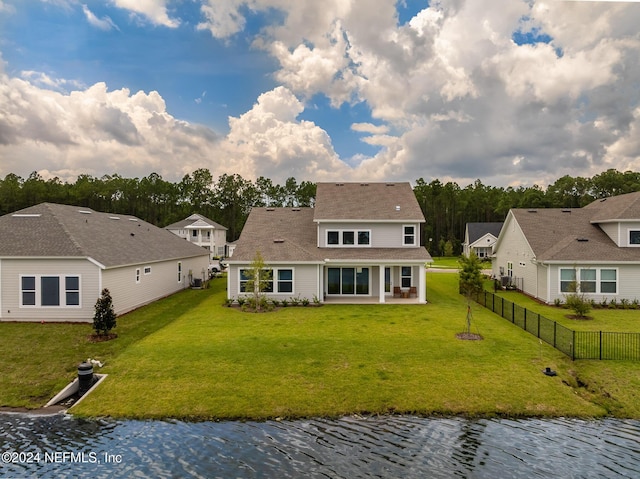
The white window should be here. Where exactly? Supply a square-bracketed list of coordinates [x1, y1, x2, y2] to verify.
[559, 268, 617, 295]
[177, 262, 182, 283]
[136, 268, 141, 284]
[401, 266, 412, 288]
[20, 275, 81, 307]
[403, 225, 416, 246]
[240, 268, 274, 293]
[327, 230, 371, 247]
[144, 266, 152, 275]
[629, 230, 640, 246]
[277, 269, 293, 293]
[240, 268, 293, 294]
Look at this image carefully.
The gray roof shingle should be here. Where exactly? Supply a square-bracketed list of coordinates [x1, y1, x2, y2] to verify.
[231, 207, 431, 263]
[0, 203, 210, 267]
[466, 222, 503, 244]
[314, 182, 425, 221]
[165, 214, 228, 231]
[512, 197, 640, 263]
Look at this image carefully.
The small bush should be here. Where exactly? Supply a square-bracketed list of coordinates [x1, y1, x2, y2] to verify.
[270, 299, 280, 307]
[93, 288, 117, 336]
[223, 297, 234, 307]
[301, 297, 310, 306]
[312, 294, 321, 305]
[553, 298, 563, 307]
[609, 298, 617, 309]
[281, 299, 289, 307]
[565, 293, 591, 319]
[289, 296, 300, 306]
[237, 297, 246, 307]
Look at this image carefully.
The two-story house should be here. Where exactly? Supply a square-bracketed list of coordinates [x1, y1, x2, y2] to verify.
[492, 191, 640, 304]
[226, 182, 432, 303]
[166, 214, 229, 259]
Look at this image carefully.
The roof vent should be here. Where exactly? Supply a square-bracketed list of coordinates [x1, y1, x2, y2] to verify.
[266, 208, 275, 211]
[527, 209, 537, 213]
[360, 183, 369, 186]
[561, 209, 571, 213]
[109, 216, 120, 220]
[273, 239, 285, 243]
[130, 233, 135, 237]
[129, 218, 138, 222]
[576, 238, 589, 242]
[336, 183, 344, 186]
[292, 208, 300, 212]
[12, 214, 41, 218]
[395, 205, 401, 211]
[78, 210, 92, 214]
[386, 183, 395, 186]
[600, 198, 607, 202]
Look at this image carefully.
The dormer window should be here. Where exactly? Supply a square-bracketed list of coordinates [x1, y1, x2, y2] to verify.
[326, 229, 371, 247]
[327, 231, 339, 245]
[630, 230, 640, 246]
[342, 231, 355, 245]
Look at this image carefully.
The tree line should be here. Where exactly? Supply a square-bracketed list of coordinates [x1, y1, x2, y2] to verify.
[1, 168, 639, 255]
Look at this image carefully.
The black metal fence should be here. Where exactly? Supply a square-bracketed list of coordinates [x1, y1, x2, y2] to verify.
[476, 291, 640, 360]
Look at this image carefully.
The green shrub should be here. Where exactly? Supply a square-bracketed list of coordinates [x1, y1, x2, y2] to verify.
[565, 293, 592, 319]
[93, 288, 117, 336]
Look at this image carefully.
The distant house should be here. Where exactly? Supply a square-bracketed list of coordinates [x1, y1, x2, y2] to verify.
[0, 203, 210, 322]
[492, 191, 640, 304]
[462, 222, 503, 258]
[165, 214, 229, 259]
[227, 182, 432, 303]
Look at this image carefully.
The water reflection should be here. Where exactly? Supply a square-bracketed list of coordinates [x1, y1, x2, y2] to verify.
[1, 414, 639, 478]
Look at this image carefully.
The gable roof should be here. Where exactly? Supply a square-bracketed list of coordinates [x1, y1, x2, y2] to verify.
[230, 207, 431, 263]
[466, 222, 503, 244]
[584, 191, 640, 222]
[313, 182, 425, 222]
[509, 206, 640, 263]
[0, 203, 210, 268]
[165, 213, 228, 231]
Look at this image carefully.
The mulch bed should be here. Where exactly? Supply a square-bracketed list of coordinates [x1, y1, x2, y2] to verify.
[456, 332, 484, 340]
[87, 333, 118, 343]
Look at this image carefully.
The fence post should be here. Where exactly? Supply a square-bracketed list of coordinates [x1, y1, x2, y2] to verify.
[600, 331, 603, 361]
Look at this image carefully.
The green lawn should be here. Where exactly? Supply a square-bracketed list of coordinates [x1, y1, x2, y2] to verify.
[490, 288, 640, 332]
[3, 273, 640, 419]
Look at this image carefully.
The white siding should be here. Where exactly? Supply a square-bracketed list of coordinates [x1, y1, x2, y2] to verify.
[318, 222, 420, 248]
[492, 216, 540, 300]
[103, 255, 209, 315]
[548, 263, 640, 304]
[0, 258, 100, 322]
[599, 223, 620, 246]
[621, 222, 640, 247]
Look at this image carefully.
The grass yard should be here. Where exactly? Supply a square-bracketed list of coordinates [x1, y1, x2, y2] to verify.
[3, 273, 640, 420]
[490, 288, 640, 332]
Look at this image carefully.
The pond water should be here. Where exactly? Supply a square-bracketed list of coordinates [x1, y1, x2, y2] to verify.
[1, 414, 639, 478]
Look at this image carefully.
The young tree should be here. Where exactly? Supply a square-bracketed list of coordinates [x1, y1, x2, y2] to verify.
[93, 288, 117, 336]
[242, 251, 272, 312]
[564, 273, 592, 319]
[458, 253, 484, 336]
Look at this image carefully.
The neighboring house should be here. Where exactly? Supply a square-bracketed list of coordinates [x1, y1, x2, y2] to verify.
[462, 222, 503, 258]
[492, 191, 640, 304]
[165, 214, 229, 259]
[227, 182, 432, 303]
[0, 203, 210, 322]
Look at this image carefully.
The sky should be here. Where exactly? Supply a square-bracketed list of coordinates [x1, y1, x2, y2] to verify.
[0, 0, 639, 188]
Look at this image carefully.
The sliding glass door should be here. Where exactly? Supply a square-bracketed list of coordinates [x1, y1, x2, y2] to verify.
[327, 267, 369, 295]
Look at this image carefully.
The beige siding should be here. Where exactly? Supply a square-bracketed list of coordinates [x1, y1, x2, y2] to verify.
[103, 256, 209, 315]
[318, 222, 420, 248]
[0, 258, 100, 322]
[621, 222, 640, 247]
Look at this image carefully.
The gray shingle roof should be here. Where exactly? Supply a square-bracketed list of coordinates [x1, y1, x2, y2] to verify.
[466, 222, 503, 244]
[585, 191, 640, 222]
[314, 182, 425, 221]
[230, 207, 431, 263]
[165, 214, 228, 230]
[511, 202, 640, 262]
[0, 203, 210, 267]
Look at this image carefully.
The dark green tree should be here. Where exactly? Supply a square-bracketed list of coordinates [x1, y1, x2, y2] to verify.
[93, 288, 117, 336]
[458, 253, 484, 335]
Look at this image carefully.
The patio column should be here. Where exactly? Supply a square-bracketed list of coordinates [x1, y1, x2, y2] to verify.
[419, 263, 426, 303]
[379, 265, 385, 303]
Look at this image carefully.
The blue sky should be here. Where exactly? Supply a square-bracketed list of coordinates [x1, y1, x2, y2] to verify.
[0, 1, 639, 186]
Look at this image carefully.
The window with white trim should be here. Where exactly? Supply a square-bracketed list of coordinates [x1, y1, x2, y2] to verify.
[629, 230, 640, 246]
[277, 269, 293, 293]
[144, 266, 152, 275]
[135, 268, 141, 284]
[403, 225, 416, 245]
[20, 275, 81, 307]
[559, 268, 617, 294]
[401, 266, 412, 288]
[326, 230, 371, 246]
[177, 262, 182, 283]
[239, 268, 274, 293]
